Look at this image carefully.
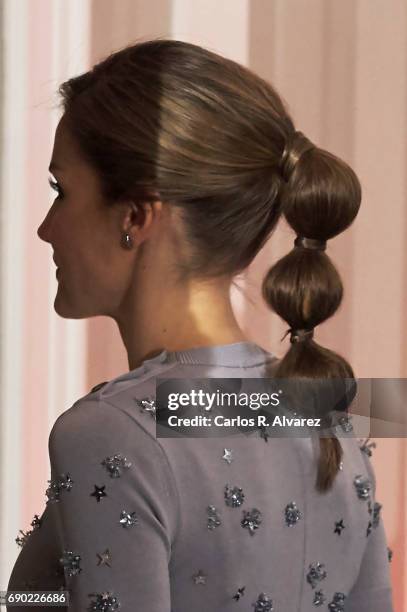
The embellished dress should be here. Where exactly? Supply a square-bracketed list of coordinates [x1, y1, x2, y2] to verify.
[7, 341, 394, 611]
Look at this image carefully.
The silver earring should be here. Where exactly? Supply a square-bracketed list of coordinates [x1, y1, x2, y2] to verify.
[121, 233, 133, 249]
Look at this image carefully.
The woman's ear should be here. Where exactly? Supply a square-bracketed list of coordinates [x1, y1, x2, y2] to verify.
[121, 198, 164, 243]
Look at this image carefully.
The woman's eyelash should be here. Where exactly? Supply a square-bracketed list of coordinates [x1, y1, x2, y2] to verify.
[48, 177, 63, 198]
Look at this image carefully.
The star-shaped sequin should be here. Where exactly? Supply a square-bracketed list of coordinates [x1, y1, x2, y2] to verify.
[91, 485, 107, 502]
[359, 437, 376, 457]
[232, 586, 246, 601]
[327, 591, 346, 611]
[353, 474, 371, 500]
[207, 505, 221, 530]
[135, 396, 156, 420]
[252, 591, 274, 611]
[59, 550, 82, 577]
[30, 514, 42, 529]
[241, 508, 262, 535]
[101, 453, 132, 478]
[224, 484, 245, 507]
[96, 548, 112, 567]
[15, 513, 43, 549]
[372, 501, 382, 528]
[192, 569, 207, 585]
[119, 510, 138, 528]
[306, 562, 327, 589]
[284, 501, 302, 526]
[334, 519, 345, 535]
[87, 591, 120, 611]
[222, 448, 233, 464]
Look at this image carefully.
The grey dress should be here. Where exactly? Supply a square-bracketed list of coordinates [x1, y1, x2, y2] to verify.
[7, 341, 394, 611]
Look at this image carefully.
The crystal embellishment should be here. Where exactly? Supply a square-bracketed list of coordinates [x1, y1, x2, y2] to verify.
[222, 448, 233, 464]
[192, 570, 207, 585]
[241, 508, 262, 535]
[207, 505, 222, 530]
[135, 396, 156, 420]
[119, 510, 138, 528]
[45, 473, 73, 504]
[87, 591, 120, 611]
[59, 550, 82, 577]
[224, 484, 245, 508]
[353, 475, 371, 500]
[338, 415, 353, 433]
[313, 589, 326, 606]
[252, 592, 274, 611]
[327, 592, 346, 611]
[15, 529, 31, 548]
[101, 453, 132, 478]
[306, 562, 327, 589]
[285, 501, 302, 526]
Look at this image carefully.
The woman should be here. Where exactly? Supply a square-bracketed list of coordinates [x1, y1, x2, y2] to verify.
[7, 39, 393, 611]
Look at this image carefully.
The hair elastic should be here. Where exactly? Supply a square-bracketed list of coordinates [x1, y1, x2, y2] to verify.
[281, 327, 315, 344]
[294, 236, 327, 251]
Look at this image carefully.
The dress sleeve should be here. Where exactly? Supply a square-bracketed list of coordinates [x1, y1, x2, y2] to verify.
[48, 397, 179, 612]
[345, 446, 394, 612]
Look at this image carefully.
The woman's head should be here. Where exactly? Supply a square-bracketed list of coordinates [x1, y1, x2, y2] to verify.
[39, 38, 361, 490]
[42, 39, 292, 275]
[38, 113, 173, 320]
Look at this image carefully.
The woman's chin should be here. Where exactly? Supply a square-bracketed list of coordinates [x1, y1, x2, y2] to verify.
[54, 293, 101, 319]
[54, 293, 79, 319]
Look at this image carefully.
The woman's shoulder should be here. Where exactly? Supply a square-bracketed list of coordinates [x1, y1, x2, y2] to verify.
[48, 366, 172, 455]
[53, 356, 179, 423]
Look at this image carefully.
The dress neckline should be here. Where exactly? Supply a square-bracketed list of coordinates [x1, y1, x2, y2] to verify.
[145, 340, 276, 367]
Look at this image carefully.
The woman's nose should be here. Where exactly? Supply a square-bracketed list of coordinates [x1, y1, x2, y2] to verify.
[37, 206, 55, 243]
[37, 216, 51, 243]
